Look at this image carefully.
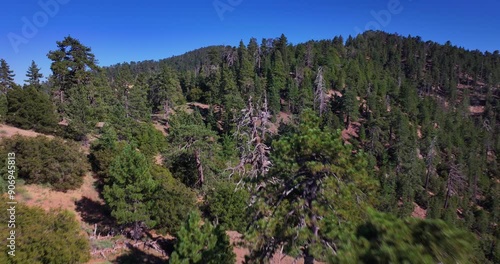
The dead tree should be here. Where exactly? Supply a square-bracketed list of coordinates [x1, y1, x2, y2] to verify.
[424, 136, 437, 192]
[314, 66, 327, 116]
[229, 96, 272, 189]
[444, 161, 467, 209]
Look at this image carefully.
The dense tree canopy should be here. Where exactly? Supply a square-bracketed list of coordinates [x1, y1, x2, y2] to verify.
[1, 30, 499, 262]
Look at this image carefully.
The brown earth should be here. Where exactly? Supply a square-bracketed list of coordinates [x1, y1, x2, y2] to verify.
[411, 203, 427, 219]
[20, 174, 102, 222]
[0, 124, 54, 139]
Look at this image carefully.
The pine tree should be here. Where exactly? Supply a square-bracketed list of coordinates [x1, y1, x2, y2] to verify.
[127, 73, 151, 121]
[247, 109, 378, 263]
[148, 65, 184, 117]
[334, 209, 476, 264]
[25, 60, 43, 87]
[47, 36, 98, 104]
[237, 40, 255, 98]
[0, 59, 16, 93]
[103, 145, 157, 240]
[165, 111, 221, 189]
[267, 50, 286, 114]
[170, 211, 235, 264]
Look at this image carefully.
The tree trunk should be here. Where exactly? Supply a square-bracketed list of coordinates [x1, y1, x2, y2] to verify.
[424, 168, 431, 192]
[195, 149, 204, 187]
[304, 247, 315, 264]
[444, 176, 451, 209]
[60, 90, 64, 104]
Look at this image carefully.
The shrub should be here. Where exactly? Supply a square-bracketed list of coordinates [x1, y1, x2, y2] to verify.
[0, 135, 88, 191]
[6, 86, 58, 134]
[0, 197, 90, 263]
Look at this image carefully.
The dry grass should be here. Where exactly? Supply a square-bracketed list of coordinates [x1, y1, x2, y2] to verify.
[21, 174, 102, 222]
[0, 124, 54, 139]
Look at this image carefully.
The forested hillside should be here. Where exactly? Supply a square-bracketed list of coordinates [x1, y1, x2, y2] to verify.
[0, 30, 499, 263]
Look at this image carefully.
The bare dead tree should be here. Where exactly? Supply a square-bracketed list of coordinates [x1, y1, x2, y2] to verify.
[424, 136, 437, 191]
[444, 161, 467, 209]
[229, 96, 272, 189]
[314, 66, 327, 116]
[224, 47, 237, 66]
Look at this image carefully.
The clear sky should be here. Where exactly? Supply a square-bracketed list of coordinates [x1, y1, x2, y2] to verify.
[1, 0, 499, 84]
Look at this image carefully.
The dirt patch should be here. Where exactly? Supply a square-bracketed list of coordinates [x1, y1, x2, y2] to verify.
[469, 105, 485, 115]
[342, 122, 360, 141]
[21, 174, 102, 222]
[0, 124, 54, 139]
[153, 122, 168, 136]
[326, 89, 342, 98]
[277, 111, 292, 124]
[411, 202, 427, 219]
[154, 154, 164, 165]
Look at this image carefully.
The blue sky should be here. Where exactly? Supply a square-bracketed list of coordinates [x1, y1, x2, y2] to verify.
[1, 0, 499, 84]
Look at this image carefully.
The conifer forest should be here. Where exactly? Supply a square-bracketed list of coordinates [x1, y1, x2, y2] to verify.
[0, 30, 499, 263]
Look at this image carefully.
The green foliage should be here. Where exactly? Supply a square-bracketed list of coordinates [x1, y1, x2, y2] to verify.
[169, 211, 235, 264]
[25, 60, 43, 87]
[0, 197, 90, 264]
[0, 136, 88, 191]
[47, 36, 100, 133]
[148, 165, 198, 234]
[89, 125, 122, 180]
[30, 31, 500, 262]
[0, 59, 16, 93]
[148, 65, 185, 113]
[248, 109, 378, 261]
[103, 145, 157, 228]
[165, 110, 223, 189]
[129, 122, 167, 158]
[206, 181, 250, 232]
[0, 93, 7, 122]
[334, 209, 476, 264]
[6, 86, 58, 133]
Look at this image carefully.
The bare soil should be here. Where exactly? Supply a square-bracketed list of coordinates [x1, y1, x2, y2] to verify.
[0, 124, 54, 139]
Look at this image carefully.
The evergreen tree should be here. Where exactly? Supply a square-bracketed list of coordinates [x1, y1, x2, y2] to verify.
[0, 59, 16, 93]
[47, 36, 100, 134]
[165, 111, 222, 189]
[334, 209, 476, 264]
[148, 65, 184, 117]
[170, 211, 235, 264]
[247, 109, 378, 263]
[148, 165, 197, 234]
[25, 60, 43, 87]
[127, 73, 151, 121]
[237, 40, 255, 98]
[103, 145, 157, 240]
[47, 36, 98, 104]
[267, 50, 286, 114]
